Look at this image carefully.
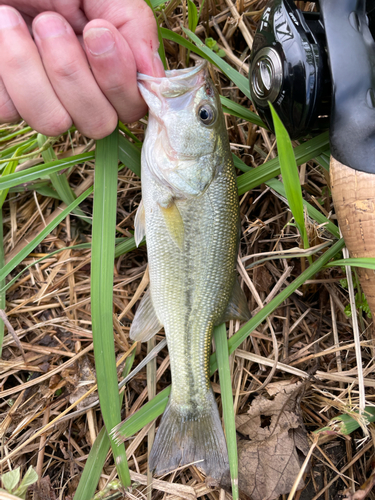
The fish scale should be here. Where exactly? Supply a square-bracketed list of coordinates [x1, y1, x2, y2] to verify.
[129, 63, 250, 483]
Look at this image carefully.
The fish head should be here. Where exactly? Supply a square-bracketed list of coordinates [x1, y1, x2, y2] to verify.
[138, 63, 226, 199]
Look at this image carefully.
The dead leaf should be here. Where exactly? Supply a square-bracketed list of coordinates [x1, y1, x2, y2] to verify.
[236, 381, 309, 500]
[254, 265, 273, 293]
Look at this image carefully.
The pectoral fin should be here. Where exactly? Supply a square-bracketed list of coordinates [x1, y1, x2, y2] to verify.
[129, 289, 163, 342]
[134, 200, 146, 247]
[159, 201, 184, 249]
[218, 280, 251, 324]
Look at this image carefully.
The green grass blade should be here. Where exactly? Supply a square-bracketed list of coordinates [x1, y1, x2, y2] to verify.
[315, 151, 330, 172]
[74, 350, 136, 500]
[269, 103, 309, 248]
[115, 236, 141, 258]
[119, 123, 142, 145]
[237, 131, 330, 195]
[214, 324, 238, 499]
[0, 209, 4, 356]
[0, 126, 33, 143]
[188, 0, 198, 32]
[38, 134, 92, 224]
[315, 407, 375, 436]
[114, 387, 171, 440]
[0, 150, 20, 206]
[0, 187, 93, 283]
[183, 28, 250, 99]
[150, 0, 166, 7]
[33, 185, 61, 199]
[220, 96, 266, 129]
[161, 28, 250, 98]
[326, 258, 375, 270]
[0, 152, 95, 191]
[161, 27, 212, 61]
[91, 128, 130, 487]
[118, 135, 141, 178]
[266, 177, 340, 239]
[0, 139, 37, 163]
[74, 426, 110, 500]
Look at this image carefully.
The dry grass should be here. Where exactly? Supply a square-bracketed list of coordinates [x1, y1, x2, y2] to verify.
[1, 1, 375, 499]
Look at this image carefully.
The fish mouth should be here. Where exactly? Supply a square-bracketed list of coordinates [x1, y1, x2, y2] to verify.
[137, 62, 207, 98]
[138, 61, 206, 82]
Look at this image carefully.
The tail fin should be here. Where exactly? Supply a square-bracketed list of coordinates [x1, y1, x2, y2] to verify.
[149, 391, 229, 483]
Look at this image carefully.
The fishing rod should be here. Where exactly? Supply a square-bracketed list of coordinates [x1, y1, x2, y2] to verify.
[249, 0, 375, 317]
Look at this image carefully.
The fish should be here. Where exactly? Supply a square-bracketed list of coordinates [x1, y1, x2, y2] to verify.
[130, 62, 250, 483]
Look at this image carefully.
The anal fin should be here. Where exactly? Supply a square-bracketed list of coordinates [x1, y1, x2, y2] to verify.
[219, 279, 251, 324]
[129, 289, 162, 342]
[159, 201, 184, 250]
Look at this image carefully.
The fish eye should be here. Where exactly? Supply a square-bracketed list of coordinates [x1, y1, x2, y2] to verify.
[197, 104, 216, 126]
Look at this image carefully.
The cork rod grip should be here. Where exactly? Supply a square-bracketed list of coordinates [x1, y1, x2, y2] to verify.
[330, 156, 375, 317]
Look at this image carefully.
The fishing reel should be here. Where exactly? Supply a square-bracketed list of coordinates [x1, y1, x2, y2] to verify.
[249, 0, 375, 161]
[249, 0, 330, 139]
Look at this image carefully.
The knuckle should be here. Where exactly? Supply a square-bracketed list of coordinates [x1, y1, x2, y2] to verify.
[0, 90, 19, 123]
[5, 48, 31, 73]
[49, 57, 81, 81]
[103, 81, 126, 96]
[41, 113, 72, 137]
[0, 107, 20, 124]
[83, 112, 117, 139]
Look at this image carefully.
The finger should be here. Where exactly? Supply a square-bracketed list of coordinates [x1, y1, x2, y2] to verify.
[0, 6, 72, 135]
[83, 19, 147, 123]
[33, 12, 118, 139]
[83, 0, 165, 77]
[0, 1, 89, 33]
[0, 76, 20, 123]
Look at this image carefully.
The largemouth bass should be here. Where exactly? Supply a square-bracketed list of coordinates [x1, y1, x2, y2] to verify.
[130, 62, 250, 482]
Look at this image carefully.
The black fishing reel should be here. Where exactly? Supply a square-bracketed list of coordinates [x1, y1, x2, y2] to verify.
[249, 0, 330, 139]
[249, 0, 375, 172]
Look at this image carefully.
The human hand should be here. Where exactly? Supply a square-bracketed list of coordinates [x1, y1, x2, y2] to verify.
[0, 0, 165, 139]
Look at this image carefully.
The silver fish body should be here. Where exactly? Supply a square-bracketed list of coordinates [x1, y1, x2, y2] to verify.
[130, 63, 249, 482]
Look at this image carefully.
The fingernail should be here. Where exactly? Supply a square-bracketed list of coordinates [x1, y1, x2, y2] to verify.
[84, 28, 115, 56]
[34, 14, 68, 39]
[153, 51, 166, 77]
[0, 7, 22, 29]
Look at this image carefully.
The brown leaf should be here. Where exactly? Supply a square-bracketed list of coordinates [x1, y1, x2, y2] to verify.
[236, 381, 309, 500]
[254, 265, 273, 293]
